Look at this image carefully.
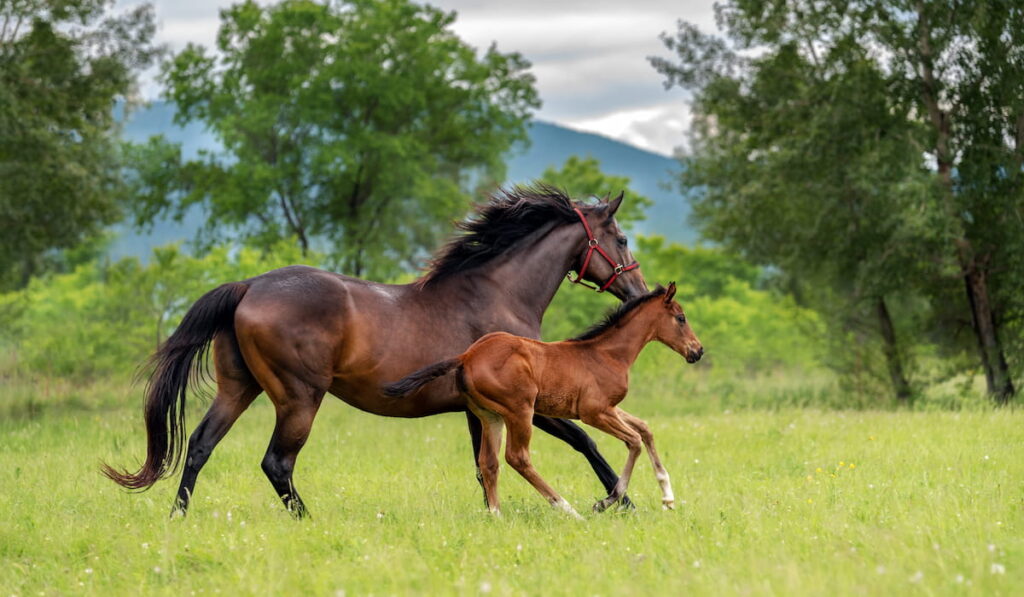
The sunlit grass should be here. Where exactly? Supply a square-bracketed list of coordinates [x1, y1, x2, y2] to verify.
[1, 390, 1022, 595]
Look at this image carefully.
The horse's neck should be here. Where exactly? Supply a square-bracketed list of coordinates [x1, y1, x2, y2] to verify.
[437, 223, 583, 333]
[590, 308, 656, 367]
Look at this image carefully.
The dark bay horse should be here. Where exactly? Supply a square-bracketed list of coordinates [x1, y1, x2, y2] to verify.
[103, 186, 647, 517]
[384, 283, 702, 518]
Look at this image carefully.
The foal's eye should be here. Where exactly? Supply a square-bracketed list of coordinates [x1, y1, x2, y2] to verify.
[676, 315, 686, 325]
[616, 236, 627, 248]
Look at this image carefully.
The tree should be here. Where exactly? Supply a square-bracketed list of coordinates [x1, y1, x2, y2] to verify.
[865, 0, 1024, 402]
[652, 18, 937, 400]
[0, 0, 159, 289]
[539, 156, 652, 228]
[126, 0, 539, 278]
[653, 1, 1024, 403]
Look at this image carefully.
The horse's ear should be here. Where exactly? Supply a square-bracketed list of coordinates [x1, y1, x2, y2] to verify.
[605, 191, 624, 219]
[664, 281, 677, 303]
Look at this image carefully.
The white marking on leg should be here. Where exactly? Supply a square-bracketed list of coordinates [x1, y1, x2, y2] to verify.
[553, 498, 583, 520]
[656, 470, 675, 509]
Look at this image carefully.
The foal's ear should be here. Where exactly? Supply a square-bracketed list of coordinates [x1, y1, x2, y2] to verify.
[664, 281, 677, 303]
[605, 191, 624, 219]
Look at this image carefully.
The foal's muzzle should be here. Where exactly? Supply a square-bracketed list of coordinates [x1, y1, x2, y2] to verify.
[686, 347, 704, 363]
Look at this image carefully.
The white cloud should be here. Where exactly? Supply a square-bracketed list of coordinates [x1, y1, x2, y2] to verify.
[117, 0, 716, 154]
[562, 102, 693, 156]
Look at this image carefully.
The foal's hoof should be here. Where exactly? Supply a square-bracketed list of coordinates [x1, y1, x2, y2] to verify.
[662, 499, 675, 511]
[592, 496, 616, 513]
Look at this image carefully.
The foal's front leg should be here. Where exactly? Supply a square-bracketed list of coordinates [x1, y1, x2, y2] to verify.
[618, 409, 675, 510]
[581, 408, 643, 513]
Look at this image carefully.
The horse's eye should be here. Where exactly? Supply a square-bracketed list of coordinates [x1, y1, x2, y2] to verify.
[616, 236, 627, 248]
[676, 315, 686, 325]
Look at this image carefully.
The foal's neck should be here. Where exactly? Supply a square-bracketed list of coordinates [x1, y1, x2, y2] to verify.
[588, 307, 658, 367]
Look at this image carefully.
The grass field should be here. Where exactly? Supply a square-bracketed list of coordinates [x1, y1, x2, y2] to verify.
[1, 384, 1022, 596]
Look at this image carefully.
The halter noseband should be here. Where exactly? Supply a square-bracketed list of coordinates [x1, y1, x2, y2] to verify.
[566, 207, 640, 293]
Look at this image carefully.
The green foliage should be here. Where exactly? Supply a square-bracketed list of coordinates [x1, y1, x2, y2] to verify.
[0, 242, 308, 379]
[125, 0, 539, 278]
[0, 0, 159, 289]
[539, 156, 652, 228]
[652, 0, 1024, 401]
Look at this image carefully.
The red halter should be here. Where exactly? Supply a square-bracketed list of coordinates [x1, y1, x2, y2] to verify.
[566, 207, 640, 293]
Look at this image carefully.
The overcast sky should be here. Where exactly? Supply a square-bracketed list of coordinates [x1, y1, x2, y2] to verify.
[118, 0, 718, 156]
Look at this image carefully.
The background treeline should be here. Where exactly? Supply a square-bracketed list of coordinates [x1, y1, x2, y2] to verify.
[2, 0, 1022, 412]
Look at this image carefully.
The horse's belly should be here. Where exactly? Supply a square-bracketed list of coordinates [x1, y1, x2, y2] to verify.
[535, 390, 579, 419]
[327, 377, 465, 418]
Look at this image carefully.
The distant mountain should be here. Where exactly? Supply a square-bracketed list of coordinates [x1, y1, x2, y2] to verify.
[110, 102, 694, 260]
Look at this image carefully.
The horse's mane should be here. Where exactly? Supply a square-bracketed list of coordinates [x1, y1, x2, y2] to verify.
[419, 184, 594, 286]
[569, 286, 668, 342]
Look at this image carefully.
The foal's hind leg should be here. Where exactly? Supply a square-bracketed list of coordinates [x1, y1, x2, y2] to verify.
[618, 409, 675, 510]
[173, 335, 262, 516]
[581, 409, 643, 513]
[503, 411, 582, 520]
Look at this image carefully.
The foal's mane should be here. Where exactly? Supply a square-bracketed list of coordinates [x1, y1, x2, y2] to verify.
[419, 185, 597, 286]
[569, 286, 668, 342]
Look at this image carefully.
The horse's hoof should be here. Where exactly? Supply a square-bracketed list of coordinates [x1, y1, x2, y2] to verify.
[554, 498, 583, 520]
[662, 500, 675, 511]
[593, 501, 607, 513]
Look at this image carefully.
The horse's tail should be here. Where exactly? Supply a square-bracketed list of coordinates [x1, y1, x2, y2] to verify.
[382, 359, 462, 398]
[102, 282, 250, 490]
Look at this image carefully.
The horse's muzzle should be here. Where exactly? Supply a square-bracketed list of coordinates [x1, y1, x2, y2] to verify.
[686, 347, 704, 363]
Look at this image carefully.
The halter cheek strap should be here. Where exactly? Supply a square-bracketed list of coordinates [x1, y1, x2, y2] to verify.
[566, 207, 640, 293]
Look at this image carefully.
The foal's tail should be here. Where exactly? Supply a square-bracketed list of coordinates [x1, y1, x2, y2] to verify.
[101, 282, 250, 490]
[382, 359, 462, 398]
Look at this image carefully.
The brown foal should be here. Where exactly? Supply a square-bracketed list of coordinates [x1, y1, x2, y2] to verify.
[384, 283, 703, 517]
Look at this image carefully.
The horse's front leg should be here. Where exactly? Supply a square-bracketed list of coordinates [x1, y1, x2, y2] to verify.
[580, 409, 643, 513]
[531, 415, 633, 509]
[618, 409, 675, 510]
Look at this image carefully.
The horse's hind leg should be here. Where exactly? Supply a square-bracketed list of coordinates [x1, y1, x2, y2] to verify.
[618, 409, 674, 510]
[503, 411, 582, 520]
[532, 416, 633, 509]
[173, 334, 262, 516]
[259, 379, 325, 519]
[465, 412, 485, 500]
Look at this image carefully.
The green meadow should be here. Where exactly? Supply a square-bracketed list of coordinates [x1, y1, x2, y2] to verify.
[2, 375, 1021, 596]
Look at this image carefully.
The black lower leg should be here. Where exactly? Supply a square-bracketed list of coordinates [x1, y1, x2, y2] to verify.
[465, 411, 485, 503]
[262, 451, 307, 518]
[172, 410, 233, 516]
[532, 415, 633, 509]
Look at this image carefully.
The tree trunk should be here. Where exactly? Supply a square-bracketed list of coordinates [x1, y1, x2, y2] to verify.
[963, 266, 1015, 403]
[916, 3, 1015, 403]
[875, 297, 913, 401]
